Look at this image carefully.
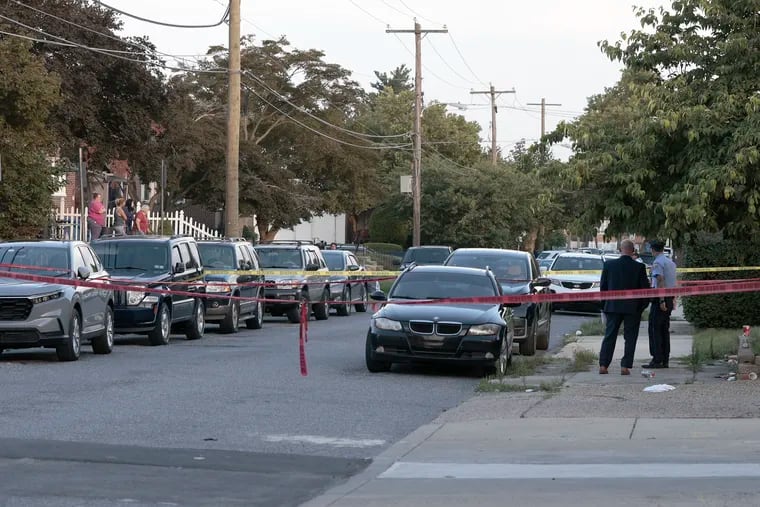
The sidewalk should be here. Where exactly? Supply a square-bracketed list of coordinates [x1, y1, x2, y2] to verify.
[304, 310, 760, 507]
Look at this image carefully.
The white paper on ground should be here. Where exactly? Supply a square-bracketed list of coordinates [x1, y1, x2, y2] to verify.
[643, 384, 676, 392]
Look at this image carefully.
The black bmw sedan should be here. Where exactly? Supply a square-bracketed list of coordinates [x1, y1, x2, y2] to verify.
[365, 265, 516, 375]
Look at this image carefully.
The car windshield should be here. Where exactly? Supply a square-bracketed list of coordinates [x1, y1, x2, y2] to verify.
[0, 245, 70, 277]
[92, 241, 168, 274]
[402, 248, 450, 265]
[255, 248, 303, 269]
[198, 244, 236, 269]
[390, 271, 497, 300]
[321, 252, 345, 271]
[551, 256, 604, 271]
[446, 252, 530, 280]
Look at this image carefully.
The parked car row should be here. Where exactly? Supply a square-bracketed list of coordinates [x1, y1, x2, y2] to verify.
[0, 237, 376, 361]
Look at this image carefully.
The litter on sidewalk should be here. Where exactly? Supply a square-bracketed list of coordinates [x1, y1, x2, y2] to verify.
[643, 384, 676, 393]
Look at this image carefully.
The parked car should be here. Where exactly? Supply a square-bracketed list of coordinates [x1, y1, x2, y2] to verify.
[321, 249, 371, 316]
[443, 248, 552, 356]
[91, 235, 206, 345]
[365, 265, 516, 375]
[536, 249, 566, 261]
[197, 238, 264, 333]
[546, 252, 605, 313]
[398, 245, 453, 270]
[0, 241, 114, 361]
[254, 240, 331, 323]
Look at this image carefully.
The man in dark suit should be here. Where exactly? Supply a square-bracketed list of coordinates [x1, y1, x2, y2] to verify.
[599, 239, 650, 375]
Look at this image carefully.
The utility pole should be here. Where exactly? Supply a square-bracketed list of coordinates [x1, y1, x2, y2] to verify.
[387, 20, 447, 247]
[225, 0, 241, 237]
[471, 84, 515, 166]
[526, 97, 562, 139]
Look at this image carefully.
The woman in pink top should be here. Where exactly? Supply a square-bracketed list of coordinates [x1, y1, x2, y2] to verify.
[87, 192, 106, 241]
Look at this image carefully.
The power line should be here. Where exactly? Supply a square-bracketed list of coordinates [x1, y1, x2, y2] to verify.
[347, 0, 389, 26]
[379, 0, 412, 19]
[447, 33, 487, 87]
[391, 33, 468, 91]
[426, 37, 481, 86]
[397, 0, 442, 26]
[97, 1, 230, 29]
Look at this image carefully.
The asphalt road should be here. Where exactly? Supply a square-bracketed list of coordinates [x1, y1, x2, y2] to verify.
[0, 308, 591, 506]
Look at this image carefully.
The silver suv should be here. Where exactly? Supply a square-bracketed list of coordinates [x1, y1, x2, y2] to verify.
[0, 241, 114, 361]
[253, 240, 331, 323]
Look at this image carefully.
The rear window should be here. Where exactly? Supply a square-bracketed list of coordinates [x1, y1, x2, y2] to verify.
[0, 245, 70, 277]
[551, 256, 604, 271]
[402, 247, 450, 265]
[92, 241, 169, 274]
[390, 271, 497, 300]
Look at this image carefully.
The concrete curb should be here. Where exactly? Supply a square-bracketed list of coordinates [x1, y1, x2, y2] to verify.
[300, 422, 443, 507]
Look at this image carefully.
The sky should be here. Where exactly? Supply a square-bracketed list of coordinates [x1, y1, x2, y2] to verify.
[106, 0, 668, 161]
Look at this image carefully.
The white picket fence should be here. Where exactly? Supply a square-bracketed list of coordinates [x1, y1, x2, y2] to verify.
[55, 207, 220, 240]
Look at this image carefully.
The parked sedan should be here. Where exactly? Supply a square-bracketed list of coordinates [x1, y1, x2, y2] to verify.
[365, 265, 516, 375]
[321, 250, 370, 316]
[546, 252, 605, 313]
[443, 248, 551, 356]
[0, 241, 114, 361]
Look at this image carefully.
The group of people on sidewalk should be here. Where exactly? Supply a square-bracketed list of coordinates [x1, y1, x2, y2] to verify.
[86, 192, 152, 240]
[598, 239, 677, 375]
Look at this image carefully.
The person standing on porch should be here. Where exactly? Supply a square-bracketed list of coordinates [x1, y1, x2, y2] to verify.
[112, 198, 128, 236]
[134, 204, 151, 235]
[87, 193, 106, 241]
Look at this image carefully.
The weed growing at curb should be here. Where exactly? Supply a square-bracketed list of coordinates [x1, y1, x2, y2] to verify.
[505, 355, 552, 377]
[568, 348, 598, 372]
[580, 318, 606, 336]
[539, 379, 564, 393]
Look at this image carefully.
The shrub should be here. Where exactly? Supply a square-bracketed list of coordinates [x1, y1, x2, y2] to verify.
[241, 224, 258, 243]
[368, 204, 408, 246]
[682, 233, 760, 328]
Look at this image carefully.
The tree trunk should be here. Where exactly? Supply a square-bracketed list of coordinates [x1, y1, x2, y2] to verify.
[257, 222, 278, 242]
[523, 228, 538, 254]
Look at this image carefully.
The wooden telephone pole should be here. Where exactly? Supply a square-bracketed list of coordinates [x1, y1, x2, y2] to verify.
[387, 21, 447, 247]
[224, 0, 241, 237]
[470, 85, 515, 165]
[526, 97, 562, 138]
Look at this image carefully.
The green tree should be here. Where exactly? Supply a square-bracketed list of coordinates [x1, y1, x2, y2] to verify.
[371, 65, 412, 93]
[0, 39, 62, 239]
[555, 0, 760, 243]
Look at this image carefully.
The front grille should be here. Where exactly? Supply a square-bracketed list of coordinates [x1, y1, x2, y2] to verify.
[0, 298, 33, 321]
[561, 281, 593, 290]
[409, 320, 462, 336]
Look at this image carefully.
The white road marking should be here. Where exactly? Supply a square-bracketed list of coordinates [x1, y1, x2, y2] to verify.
[263, 434, 386, 448]
[379, 462, 760, 480]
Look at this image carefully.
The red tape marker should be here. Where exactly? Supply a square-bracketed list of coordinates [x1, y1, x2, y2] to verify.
[299, 302, 308, 376]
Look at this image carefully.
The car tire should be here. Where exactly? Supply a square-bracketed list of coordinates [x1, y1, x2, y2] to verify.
[185, 299, 205, 340]
[287, 292, 308, 323]
[220, 299, 240, 334]
[336, 287, 351, 316]
[245, 298, 264, 329]
[355, 284, 368, 313]
[148, 303, 171, 346]
[536, 316, 550, 351]
[56, 308, 82, 362]
[313, 289, 329, 321]
[521, 323, 537, 356]
[92, 306, 114, 354]
[365, 332, 391, 373]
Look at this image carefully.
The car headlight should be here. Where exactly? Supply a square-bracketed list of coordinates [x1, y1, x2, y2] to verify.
[550, 278, 562, 286]
[30, 291, 63, 304]
[206, 283, 232, 293]
[373, 317, 402, 331]
[274, 279, 301, 289]
[126, 290, 147, 306]
[467, 323, 502, 336]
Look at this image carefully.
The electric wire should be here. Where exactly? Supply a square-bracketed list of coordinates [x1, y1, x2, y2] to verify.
[447, 32, 487, 87]
[347, 0, 389, 26]
[379, 0, 411, 19]
[397, 0, 442, 26]
[96, 1, 230, 29]
[391, 33, 470, 91]
[426, 37, 481, 86]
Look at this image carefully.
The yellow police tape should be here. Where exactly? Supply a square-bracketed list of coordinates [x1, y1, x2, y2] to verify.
[543, 266, 760, 276]
[205, 269, 400, 277]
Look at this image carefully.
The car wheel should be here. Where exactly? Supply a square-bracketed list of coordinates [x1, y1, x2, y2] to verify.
[220, 299, 240, 334]
[148, 303, 171, 346]
[336, 287, 351, 316]
[365, 332, 391, 373]
[287, 292, 308, 323]
[185, 299, 205, 340]
[245, 298, 264, 329]
[355, 284, 368, 313]
[92, 306, 114, 354]
[313, 289, 329, 321]
[536, 316, 551, 351]
[56, 309, 81, 361]
[521, 323, 537, 356]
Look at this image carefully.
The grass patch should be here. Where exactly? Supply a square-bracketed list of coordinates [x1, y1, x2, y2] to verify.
[476, 380, 538, 393]
[692, 328, 740, 360]
[567, 348, 598, 372]
[505, 355, 552, 377]
[539, 379, 564, 393]
[579, 318, 605, 336]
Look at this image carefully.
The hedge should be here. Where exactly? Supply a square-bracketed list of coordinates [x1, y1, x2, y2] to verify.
[682, 233, 760, 328]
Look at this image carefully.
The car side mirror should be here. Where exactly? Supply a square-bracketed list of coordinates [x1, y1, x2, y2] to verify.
[370, 290, 387, 301]
[77, 266, 91, 280]
[174, 262, 185, 274]
[392, 258, 401, 266]
[531, 277, 552, 288]
[306, 263, 320, 271]
[347, 265, 361, 271]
